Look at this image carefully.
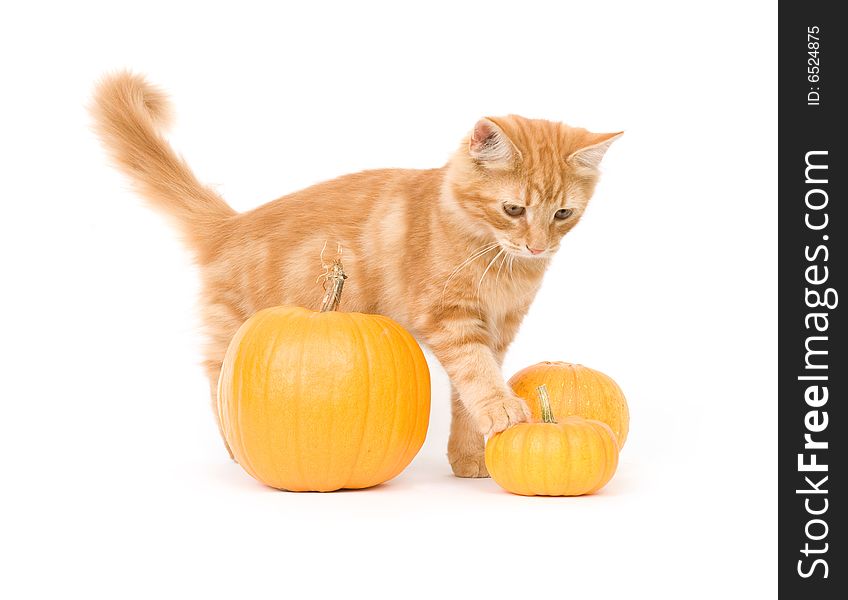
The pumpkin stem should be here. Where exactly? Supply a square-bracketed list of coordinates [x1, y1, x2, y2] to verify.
[319, 258, 347, 312]
[537, 384, 557, 424]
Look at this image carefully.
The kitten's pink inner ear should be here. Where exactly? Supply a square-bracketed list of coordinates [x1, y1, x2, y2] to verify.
[469, 118, 516, 168]
[470, 119, 498, 151]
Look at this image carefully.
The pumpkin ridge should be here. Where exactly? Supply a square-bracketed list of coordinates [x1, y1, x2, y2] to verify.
[402, 320, 427, 477]
[492, 431, 507, 493]
[541, 424, 561, 496]
[488, 431, 503, 491]
[317, 313, 337, 490]
[399, 320, 426, 477]
[343, 313, 372, 488]
[611, 375, 629, 446]
[555, 364, 568, 418]
[597, 367, 627, 447]
[501, 433, 513, 493]
[262, 313, 287, 488]
[586, 368, 608, 437]
[599, 420, 619, 492]
[518, 426, 534, 496]
[585, 421, 608, 494]
[529, 425, 546, 495]
[578, 366, 590, 423]
[496, 430, 511, 493]
[497, 430, 510, 493]
[379, 318, 418, 483]
[517, 427, 532, 495]
[250, 313, 279, 480]
[599, 421, 618, 492]
[365, 315, 397, 485]
[402, 320, 428, 474]
[290, 310, 311, 490]
[232, 310, 274, 482]
[566, 420, 582, 494]
[334, 313, 360, 488]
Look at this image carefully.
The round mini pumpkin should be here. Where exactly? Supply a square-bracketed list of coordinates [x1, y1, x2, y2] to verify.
[509, 361, 629, 448]
[217, 259, 430, 492]
[485, 386, 619, 496]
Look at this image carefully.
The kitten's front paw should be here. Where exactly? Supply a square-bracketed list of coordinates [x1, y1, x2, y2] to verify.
[474, 392, 531, 436]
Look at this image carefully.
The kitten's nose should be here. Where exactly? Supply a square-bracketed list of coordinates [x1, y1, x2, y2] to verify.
[526, 245, 545, 255]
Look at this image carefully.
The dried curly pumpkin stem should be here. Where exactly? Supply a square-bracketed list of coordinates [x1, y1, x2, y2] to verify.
[319, 258, 347, 313]
[537, 384, 557, 424]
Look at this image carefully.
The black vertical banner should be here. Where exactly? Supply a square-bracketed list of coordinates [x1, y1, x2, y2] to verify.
[779, 4, 846, 597]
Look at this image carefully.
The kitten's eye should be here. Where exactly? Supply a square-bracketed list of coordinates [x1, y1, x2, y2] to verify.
[503, 204, 526, 217]
[554, 208, 574, 220]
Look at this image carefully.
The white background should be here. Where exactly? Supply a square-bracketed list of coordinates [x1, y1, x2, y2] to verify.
[1, 1, 776, 598]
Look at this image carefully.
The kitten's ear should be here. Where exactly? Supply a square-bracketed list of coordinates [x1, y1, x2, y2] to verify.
[567, 131, 623, 170]
[469, 118, 518, 169]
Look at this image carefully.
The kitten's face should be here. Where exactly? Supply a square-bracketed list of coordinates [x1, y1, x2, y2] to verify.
[485, 173, 589, 260]
[450, 116, 620, 259]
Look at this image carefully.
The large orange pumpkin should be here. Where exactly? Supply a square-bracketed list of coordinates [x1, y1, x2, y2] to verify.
[485, 386, 619, 496]
[217, 259, 430, 491]
[509, 361, 629, 448]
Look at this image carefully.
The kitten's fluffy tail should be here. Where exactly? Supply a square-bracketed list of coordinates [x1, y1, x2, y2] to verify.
[90, 71, 235, 252]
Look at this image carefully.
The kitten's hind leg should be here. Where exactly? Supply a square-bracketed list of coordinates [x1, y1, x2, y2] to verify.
[447, 389, 488, 478]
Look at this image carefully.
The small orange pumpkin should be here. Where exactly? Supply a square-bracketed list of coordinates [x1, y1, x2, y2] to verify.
[485, 385, 619, 496]
[217, 259, 430, 492]
[509, 361, 629, 448]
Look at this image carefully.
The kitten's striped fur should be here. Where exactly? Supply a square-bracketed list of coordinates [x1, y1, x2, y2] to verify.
[91, 72, 620, 477]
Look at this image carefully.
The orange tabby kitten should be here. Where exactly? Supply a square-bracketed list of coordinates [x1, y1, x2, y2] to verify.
[91, 72, 620, 478]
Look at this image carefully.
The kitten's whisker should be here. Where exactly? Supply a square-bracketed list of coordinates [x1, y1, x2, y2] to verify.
[477, 248, 505, 298]
[442, 242, 499, 295]
[494, 250, 509, 288]
[448, 242, 499, 278]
